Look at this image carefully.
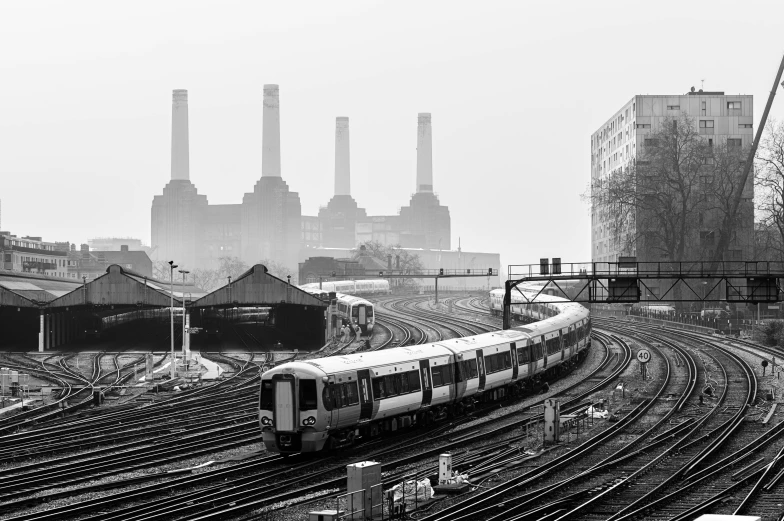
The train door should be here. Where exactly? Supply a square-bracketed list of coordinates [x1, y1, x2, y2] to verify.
[570, 325, 577, 358]
[476, 350, 486, 392]
[326, 376, 339, 430]
[541, 336, 547, 369]
[358, 305, 367, 330]
[357, 369, 373, 422]
[510, 342, 519, 380]
[453, 355, 468, 401]
[272, 374, 297, 432]
[419, 360, 432, 407]
[527, 340, 536, 376]
[560, 329, 565, 361]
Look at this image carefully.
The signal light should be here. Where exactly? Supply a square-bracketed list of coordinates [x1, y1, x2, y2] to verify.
[439, 268, 444, 275]
[379, 271, 383, 276]
[488, 268, 493, 275]
[331, 271, 336, 277]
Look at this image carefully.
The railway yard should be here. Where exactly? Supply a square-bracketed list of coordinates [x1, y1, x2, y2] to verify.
[1, 293, 783, 521]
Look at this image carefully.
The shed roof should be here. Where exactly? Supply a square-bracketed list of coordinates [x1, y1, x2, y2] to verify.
[0, 270, 81, 307]
[192, 264, 327, 308]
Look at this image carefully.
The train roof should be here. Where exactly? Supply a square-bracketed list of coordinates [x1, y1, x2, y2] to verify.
[337, 294, 373, 305]
[289, 343, 455, 375]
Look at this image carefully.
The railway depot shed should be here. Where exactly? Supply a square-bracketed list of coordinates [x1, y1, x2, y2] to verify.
[0, 264, 327, 351]
[190, 264, 327, 348]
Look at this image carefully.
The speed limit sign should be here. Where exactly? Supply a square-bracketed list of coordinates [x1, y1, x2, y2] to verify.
[637, 349, 651, 364]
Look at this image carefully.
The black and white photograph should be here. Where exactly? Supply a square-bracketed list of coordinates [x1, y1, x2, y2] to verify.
[1, 1, 784, 520]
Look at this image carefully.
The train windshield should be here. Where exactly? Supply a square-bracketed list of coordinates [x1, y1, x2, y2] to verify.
[299, 379, 317, 410]
[260, 380, 273, 410]
[366, 307, 373, 317]
[352, 306, 359, 318]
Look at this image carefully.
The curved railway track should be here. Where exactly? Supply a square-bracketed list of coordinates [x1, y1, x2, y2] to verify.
[3, 294, 783, 521]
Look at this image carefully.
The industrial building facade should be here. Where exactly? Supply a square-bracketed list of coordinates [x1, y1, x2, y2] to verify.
[151, 87, 452, 272]
[591, 90, 754, 264]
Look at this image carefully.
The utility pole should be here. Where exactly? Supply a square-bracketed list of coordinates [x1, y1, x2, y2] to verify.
[168, 260, 178, 380]
[179, 269, 190, 363]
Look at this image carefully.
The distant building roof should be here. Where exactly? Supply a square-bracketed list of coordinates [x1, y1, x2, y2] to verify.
[0, 270, 81, 305]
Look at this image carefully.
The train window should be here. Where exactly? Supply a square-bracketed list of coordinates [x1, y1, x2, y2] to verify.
[384, 375, 398, 396]
[533, 342, 543, 360]
[322, 386, 335, 411]
[352, 307, 359, 318]
[467, 359, 478, 378]
[394, 374, 404, 394]
[337, 385, 348, 408]
[431, 366, 443, 387]
[503, 352, 511, 368]
[345, 383, 359, 407]
[518, 347, 529, 363]
[366, 307, 374, 317]
[443, 364, 453, 385]
[299, 380, 318, 410]
[409, 370, 422, 391]
[261, 381, 274, 410]
[372, 378, 386, 400]
[400, 373, 410, 393]
[486, 354, 497, 373]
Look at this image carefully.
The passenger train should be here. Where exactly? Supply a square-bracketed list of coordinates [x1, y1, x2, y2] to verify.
[298, 285, 378, 334]
[259, 288, 590, 453]
[299, 279, 390, 296]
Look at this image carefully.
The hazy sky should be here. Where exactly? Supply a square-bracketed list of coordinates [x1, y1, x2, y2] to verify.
[1, 0, 783, 274]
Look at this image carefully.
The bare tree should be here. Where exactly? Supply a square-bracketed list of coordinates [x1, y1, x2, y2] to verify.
[152, 260, 173, 281]
[258, 258, 297, 284]
[702, 140, 754, 263]
[351, 240, 424, 287]
[756, 119, 784, 261]
[591, 114, 705, 261]
[189, 267, 224, 293]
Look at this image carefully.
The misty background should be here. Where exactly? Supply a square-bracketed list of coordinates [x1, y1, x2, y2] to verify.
[1, 0, 783, 274]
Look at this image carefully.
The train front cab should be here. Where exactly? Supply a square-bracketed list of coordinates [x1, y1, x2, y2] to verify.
[350, 302, 375, 333]
[260, 371, 329, 453]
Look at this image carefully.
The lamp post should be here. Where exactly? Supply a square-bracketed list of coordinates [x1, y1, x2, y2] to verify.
[168, 261, 178, 379]
[179, 269, 190, 362]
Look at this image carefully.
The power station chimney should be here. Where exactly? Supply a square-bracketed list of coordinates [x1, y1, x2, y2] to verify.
[335, 117, 350, 196]
[262, 84, 281, 177]
[416, 113, 433, 193]
[170, 89, 190, 181]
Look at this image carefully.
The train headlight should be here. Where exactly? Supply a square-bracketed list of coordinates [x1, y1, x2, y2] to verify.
[303, 416, 316, 426]
[261, 416, 272, 426]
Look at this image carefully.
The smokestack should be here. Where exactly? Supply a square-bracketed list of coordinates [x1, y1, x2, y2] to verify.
[170, 89, 190, 181]
[416, 113, 433, 193]
[262, 84, 281, 177]
[335, 117, 350, 196]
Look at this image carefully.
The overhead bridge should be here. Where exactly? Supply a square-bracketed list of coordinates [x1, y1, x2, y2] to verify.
[0, 264, 327, 352]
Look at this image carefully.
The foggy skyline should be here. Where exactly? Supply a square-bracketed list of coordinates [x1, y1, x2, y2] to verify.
[1, 0, 783, 273]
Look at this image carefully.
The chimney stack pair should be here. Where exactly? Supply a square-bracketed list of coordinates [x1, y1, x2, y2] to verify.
[330, 112, 434, 197]
[169, 85, 283, 182]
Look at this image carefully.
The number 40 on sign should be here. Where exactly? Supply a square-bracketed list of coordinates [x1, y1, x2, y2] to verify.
[637, 349, 651, 364]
